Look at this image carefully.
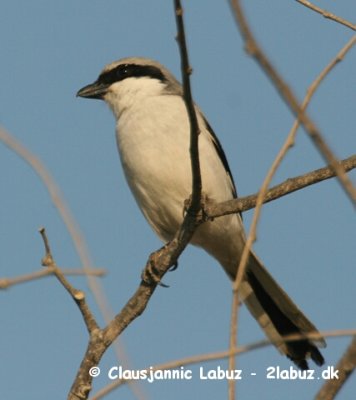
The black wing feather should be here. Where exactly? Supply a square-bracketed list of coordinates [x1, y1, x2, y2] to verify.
[202, 116, 237, 199]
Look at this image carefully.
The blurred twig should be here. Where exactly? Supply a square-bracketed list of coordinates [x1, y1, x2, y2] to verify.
[229, 1, 356, 206]
[296, 0, 356, 31]
[316, 336, 356, 400]
[0, 127, 111, 315]
[0, 267, 105, 290]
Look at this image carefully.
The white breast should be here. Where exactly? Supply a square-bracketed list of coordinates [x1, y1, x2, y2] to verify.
[112, 82, 246, 275]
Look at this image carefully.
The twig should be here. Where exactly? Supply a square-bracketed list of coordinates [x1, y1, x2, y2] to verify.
[228, 293, 240, 399]
[206, 154, 356, 218]
[229, 1, 356, 206]
[315, 336, 356, 400]
[0, 268, 105, 290]
[0, 127, 113, 323]
[296, 0, 356, 31]
[174, 0, 202, 210]
[90, 328, 356, 399]
[39, 227, 99, 334]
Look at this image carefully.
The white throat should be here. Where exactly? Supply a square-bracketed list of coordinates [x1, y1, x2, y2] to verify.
[104, 76, 167, 119]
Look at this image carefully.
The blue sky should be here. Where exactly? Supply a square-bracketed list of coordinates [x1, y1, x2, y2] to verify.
[1, 1, 355, 399]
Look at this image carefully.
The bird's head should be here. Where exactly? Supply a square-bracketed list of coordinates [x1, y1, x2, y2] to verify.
[77, 57, 182, 118]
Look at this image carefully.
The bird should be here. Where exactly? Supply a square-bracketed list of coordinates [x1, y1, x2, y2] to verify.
[77, 57, 326, 369]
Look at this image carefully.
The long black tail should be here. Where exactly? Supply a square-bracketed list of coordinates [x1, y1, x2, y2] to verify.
[238, 253, 325, 369]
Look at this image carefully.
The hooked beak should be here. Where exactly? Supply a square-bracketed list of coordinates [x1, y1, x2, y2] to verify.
[76, 81, 109, 100]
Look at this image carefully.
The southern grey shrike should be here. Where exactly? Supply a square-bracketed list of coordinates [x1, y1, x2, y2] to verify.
[77, 57, 325, 369]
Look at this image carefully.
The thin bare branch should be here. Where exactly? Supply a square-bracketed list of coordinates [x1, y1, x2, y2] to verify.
[0, 126, 114, 322]
[39, 227, 99, 334]
[0, 268, 105, 290]
[206, 154, 356, 218]
[174, 0, 202, 210]
[316, 336, 356, 400]
[229, 1, 356, 206]
[296, 0, 356, 31]
[228, 294, 240, 399]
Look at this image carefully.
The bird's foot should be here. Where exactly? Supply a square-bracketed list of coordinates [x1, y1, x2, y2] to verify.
[183, 192, 212, 223]
[141, 244, 174, 287]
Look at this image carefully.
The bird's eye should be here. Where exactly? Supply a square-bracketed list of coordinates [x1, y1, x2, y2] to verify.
[118, 65, 130, 79]
[98, 65, 128, 85]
